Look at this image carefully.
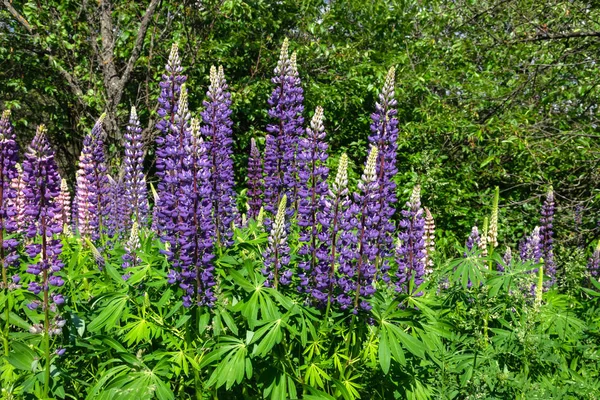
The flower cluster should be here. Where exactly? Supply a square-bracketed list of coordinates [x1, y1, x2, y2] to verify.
[520, 226, 542, 264]
[369, 67, 399, 281]
[75, 115, 110, 239]
[588, 241, 600, 279]
[123, 106, 149, 227]
[122, 221, 141, 280]
[22, 125, 64, 311]
[55, 179, 72, 235]
[395, 185, 426, 294]
[263, 39, 304, 220]
[0, 110, 20, 272]
[338, 146, 381, 312]
[201, 66, 236, 246]
[465, 226, 481, 254]
[9, 164, 27, 234]
[423, 207, 435, 274]
[297, 107, 329, 298]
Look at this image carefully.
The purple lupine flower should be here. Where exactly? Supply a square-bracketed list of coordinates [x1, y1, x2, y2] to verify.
[156, 84, 192, 258]
[263, 39, 304, 221]
[423, 207, 435, 274]
[337, 146, 381, 312]
[465, 226, 481, 254]
[155, 43, 187, 232]
[320, 153, 350, 305]
[201, 66, 237, 246]
[297, 107, 329, 299]
[22, 125, 64, 312]
[520, 226, 542, 264]
[123, 106, 149, 227]
[497, 246, 512, 273]
[122, 221, 141, 280]
[9, 164, 28, 234]
[55, 178, 71, 235]
[539, 188, 555, 284]
[106, 175, 127, 237]
[370, 67, 399, 282]
[247, 138, 263, 220]
[0, 110, 20, 279]
[587, 241, 600, 279]
[75, 114, 110, 239]
[395, 185, 426, 295]
[176, 118, 217, 307]
[262, 194, 291, 289]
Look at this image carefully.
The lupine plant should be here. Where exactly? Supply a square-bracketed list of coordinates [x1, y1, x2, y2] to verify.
[540, 187, 556, 284]
[123, 106, 149, 227]
[246, 138, 262, 220]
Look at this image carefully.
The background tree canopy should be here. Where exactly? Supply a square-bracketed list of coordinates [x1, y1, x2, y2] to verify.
[1, 0, 599, 252]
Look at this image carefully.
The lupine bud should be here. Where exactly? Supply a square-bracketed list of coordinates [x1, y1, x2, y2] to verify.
[122, 221, 141, 279]
[540, 188, 556, 285]
[369, 66, 399, 282]
[587, 241, 600, 279]
[297, 107, 330, 299]
[123, 106, 149, 227]
[338, 146, 380, 312]
[22, 125, 64, 310]
[423, 207, 435, 274]
[488, 187, 499, 249]
[262, 194, 291, 289]
[396, 185, 426, 294]
[247, 138, 263, 220]
[201, 66, 237, 246]
[479, 217, 489, 257]
[55, 179, 72, 236]
[263, 39, 304, 222]
[497, 246, 512, 273]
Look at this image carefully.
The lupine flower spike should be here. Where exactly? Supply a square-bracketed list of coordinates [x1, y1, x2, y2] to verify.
[22, 125, 65, 332]
[488, 187, 499, 249]
[56, 179, 72, 235]
[497, 246, 512, 273]
[396, 185, 426, 295]
[297, 106, 329, 299]
[423, 207, 435, 274]
[247, 138, 263, 220]
[479, 217, 489, 257]
[540, 188, 555, 285]
[465, 226, 481, 255]
[587, 241, 600, 279]
[321, 153, 350, 305]
[123, 106, 149, 227]
[10, 164, 28, 234]
[122, 221, 141, 280]
[0, 109, 20, 285]
[338, 146, 381, 312]
[262, 194, 291, 289]
[201, 65, 237, 246]
[521, 226, 542, 264]
[370, 66, 399, 282]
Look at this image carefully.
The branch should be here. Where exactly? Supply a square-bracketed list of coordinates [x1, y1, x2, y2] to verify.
[2, 0, 32, 33]
[516, 31, 600, 43]
[120, 0, 161, 87]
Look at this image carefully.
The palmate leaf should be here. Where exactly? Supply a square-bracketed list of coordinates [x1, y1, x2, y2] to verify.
[448, 249, 487, 289]
[201, 336, 252, 391]
[88, 292, 129, 332]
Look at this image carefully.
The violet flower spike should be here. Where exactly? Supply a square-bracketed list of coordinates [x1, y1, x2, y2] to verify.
[587, 241, 600, 279]
[22, 125, 64, 315]
[9, 164, 28, 234]
[395, 185, 426, 295]
[369, 67, 399, 282]
[337, 146, 381, 312]
[262, 194, 291, 289]
[247, 138, 263, 220]
[200, 66, 237, 246]
[297, 106, 330, 300]
[123, 106, 149, 227]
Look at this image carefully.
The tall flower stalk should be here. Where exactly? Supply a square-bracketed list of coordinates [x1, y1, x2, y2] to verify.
[262, 195, 291, 289]
[10, 164, 28, 234]
[75, 114, 109, 239]
[201, 66, 237, 247]
[263, 39, 304, 220]
[247, 138, 263, 220]
[123, 106, 149, 227]
[338, 146, 381, 312]
[395, 185, 426, 295]
[423, 207, 435, 274]
[22, 125, 64, 397]
[0, 109, 19, 359]
[540, 188, 556, 285]
[176, 118, 216, 307]
[55, 179, 72, 235]
[370, 67, 399, 282]
[297, 107, 329, 299]
[122, 221, 141, 281]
